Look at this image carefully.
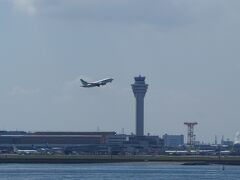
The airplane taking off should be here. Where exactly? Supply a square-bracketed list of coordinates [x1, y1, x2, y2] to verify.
[80, 78, 113, 88]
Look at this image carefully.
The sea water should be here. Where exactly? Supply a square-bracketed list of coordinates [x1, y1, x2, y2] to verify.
[0, 163, 239, 180]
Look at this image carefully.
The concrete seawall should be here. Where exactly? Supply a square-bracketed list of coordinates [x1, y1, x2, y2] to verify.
[1, 155, 240, 164]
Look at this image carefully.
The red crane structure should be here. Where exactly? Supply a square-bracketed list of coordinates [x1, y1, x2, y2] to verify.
[184, 122, 198, 145]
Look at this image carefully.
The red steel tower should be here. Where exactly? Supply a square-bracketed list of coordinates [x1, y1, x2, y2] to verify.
[184, 122, 198, 145]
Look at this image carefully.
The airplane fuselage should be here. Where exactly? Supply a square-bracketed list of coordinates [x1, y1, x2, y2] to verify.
[80, 78, 113, 88]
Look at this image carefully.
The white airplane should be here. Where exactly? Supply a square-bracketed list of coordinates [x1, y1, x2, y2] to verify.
[80, 78, 113, 88]
[13, 147, 39, 155]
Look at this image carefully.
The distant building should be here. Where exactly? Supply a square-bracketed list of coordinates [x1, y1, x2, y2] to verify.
[124, 135, 164, 154]
[162, 134, 184, 147]
[0, 131, 116, 148]
[233, 143, 240, 155]
[106, 134, 128, 145]
[221, 139, 234, 146]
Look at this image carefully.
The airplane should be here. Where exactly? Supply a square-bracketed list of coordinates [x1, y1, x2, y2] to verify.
[80, 78, 113, 88]
[13, 147, 39, 155]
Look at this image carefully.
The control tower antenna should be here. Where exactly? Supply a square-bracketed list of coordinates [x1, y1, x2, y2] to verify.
[184, 122, 198, 145]
[131, 75, 148, 136]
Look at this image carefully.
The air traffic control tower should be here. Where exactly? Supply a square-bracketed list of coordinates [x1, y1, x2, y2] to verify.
[132, 76, 148, 136]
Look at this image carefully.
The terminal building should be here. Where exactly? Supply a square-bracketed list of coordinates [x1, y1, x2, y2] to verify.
[0, 131, 164, 155]
[0, 131, 115, 148]
[0, 131, 115, 145]
[162, 134, 184, 148]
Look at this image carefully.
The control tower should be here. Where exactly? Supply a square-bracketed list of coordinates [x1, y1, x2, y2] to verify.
[131, 76, 148, 136]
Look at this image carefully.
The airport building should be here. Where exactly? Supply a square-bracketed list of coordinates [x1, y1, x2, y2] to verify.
[0, 131, 115, 148]
[0, 131, 164, 155]
[105, 134, 128, 145]
[132, 76, 148, 136]
[162, 134, 184, 147]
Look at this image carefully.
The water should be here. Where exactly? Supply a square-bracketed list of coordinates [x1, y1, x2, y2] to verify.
[0, 163, 240, 180]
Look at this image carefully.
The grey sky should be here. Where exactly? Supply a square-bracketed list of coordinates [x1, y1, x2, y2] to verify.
[1, 0, 240, 143]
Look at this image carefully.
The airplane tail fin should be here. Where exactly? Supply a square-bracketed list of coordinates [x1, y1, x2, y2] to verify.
[13, 146, 18, 153]
[80, 79, 88, 86]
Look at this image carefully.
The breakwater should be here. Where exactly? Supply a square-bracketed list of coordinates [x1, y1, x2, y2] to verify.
[1, 155, 240, 164]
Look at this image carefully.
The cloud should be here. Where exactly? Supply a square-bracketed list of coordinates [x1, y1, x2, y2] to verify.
[13, 0, 37, 16]
[52, 0, 194, 27]
[7, 0, 203, 26]
[10, 0, 240, 29]
[8, 86, 40, 97]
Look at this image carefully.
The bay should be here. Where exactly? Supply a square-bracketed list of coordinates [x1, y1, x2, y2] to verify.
[0, 163, 239, 180]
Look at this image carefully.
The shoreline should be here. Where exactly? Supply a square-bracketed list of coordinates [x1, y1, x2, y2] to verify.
[1, 155, 240, 165]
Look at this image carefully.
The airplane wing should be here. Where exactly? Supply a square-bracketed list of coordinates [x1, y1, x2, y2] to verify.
[80, 78, 113, 88]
